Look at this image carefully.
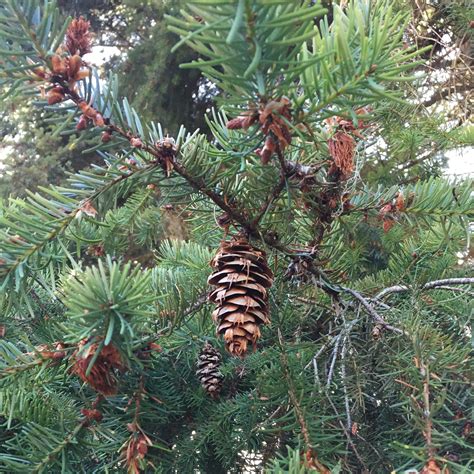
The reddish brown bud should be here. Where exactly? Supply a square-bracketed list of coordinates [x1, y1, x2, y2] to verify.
[47, 86, 65, 105]
[382, 218, 395, 233]
[93, 113, 105, 127]
[81, 408, 103, 422]
[87, 244, 105, 257]
[51, 54, 67, 75]
[32, 66, 46, 79]
[395, 192, 405, 211]
[71, 340, 126, 395]
[76, 114, 88, 131]
[53, 342, 66, 360]
[101, 131, 112, 142]
[130, 137, 143, 148]
[68, 54, 82, 79]
[217, 212, 232, 228]
[79, 101, 97, 119]
[260, 137, 276, 165]
[379, 203, 394, 216]
[226, 117, 245, 129]
[148, 342, 162, 352]
[328, 130, 355, 178]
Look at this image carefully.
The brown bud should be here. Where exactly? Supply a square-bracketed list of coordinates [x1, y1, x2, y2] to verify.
[217, 212, 232, 228]
[130, 137, 143, 148]
[101, 131, 112, 142]
[51, 54, 67, 75]
[75, 68, 90, 81]
[32, 66, 46, 79]
[47, 86, 65, 105]
[395, 192, 405, 211]
[226, 117, 246, 129]
[79, 101, 97, 119]
[148, 342, 162, 352]
[81, 408, 103, 422]
[93, 113, 105, 127]
[76, 114, 88, 131]
[260, 137, 276, 165]
[68, 54, 82, 79]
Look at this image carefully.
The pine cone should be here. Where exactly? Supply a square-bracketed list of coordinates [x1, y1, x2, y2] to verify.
[208, 238, 273, 357]
[196, 342, 223, 397]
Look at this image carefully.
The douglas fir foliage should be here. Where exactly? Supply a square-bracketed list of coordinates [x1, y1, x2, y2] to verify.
[0, 1, 472, 473]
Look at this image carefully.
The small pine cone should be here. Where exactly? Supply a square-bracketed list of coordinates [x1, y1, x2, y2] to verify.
[196, 342, 224, 397]
[208, 237, 273, 357]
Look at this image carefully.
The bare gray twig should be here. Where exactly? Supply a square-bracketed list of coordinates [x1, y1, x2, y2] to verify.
[375, 277, 474, 300]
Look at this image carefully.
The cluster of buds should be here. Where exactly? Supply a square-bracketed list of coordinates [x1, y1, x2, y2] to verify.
[30, 16, 104, 135]
[71, 338, 127, 396]
[45, 17, 92, 104]
[123, 422, 153, 474]
[44, 53, 90, 105]
[326, 110, 370, 180]
[378, 192, 411, 232]
[226, 97, 292, 165]
[65, 17, 92, 57]
[77, 100, 105, 129]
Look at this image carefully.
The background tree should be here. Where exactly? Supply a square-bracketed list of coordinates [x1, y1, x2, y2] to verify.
[0, 0, 211, 197]
[0, 1, 472, 473]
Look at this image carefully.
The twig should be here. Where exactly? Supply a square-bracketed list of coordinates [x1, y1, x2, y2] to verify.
[182, 294, 208, 318]
[326, 332, 343, 389]
[326, 395, 368, 472]
[375, 277, 474, 300]
[421, 361, 435, 458]
[32, 417, 88, 473]
[341, 287, 407, 335]
[340, 335, 351, 431]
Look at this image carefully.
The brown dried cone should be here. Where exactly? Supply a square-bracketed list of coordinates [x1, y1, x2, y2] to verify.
[196, 342, 224, 397]
[208, 238, 273, 357]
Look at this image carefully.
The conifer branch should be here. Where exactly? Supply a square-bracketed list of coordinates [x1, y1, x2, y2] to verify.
[31, 418, 88, 474]
[278, 329, 330, 474]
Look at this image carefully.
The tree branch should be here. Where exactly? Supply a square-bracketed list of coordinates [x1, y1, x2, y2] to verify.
[375, 277, 474, 300]
[341, 287, 408, 335]
[421, 82, 472, 108]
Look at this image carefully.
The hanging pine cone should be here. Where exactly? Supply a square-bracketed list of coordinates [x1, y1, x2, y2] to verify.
[196, 342, 223, 398]
[208, 237, 273, 357]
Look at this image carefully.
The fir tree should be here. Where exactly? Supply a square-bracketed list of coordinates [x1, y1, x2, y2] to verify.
[0, 1, 472, 473]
